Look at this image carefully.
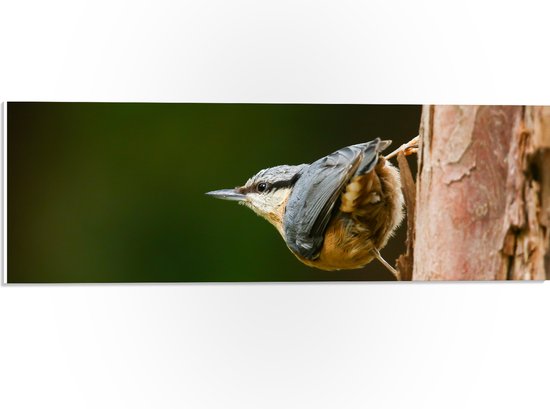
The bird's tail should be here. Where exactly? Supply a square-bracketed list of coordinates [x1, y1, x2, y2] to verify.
[356, 138, 392, 175]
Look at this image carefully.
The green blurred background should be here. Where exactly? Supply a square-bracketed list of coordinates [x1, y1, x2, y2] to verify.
[8, 102, 420, 282]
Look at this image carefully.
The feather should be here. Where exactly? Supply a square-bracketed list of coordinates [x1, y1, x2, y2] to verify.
[283, 138, 390, 259]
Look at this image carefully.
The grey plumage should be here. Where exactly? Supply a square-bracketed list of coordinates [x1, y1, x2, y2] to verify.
[283, 138, 391, 259]
[240, 165, 307, 193]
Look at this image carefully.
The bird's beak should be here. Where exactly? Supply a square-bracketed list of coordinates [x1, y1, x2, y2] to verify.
[205, 188, 246, 202]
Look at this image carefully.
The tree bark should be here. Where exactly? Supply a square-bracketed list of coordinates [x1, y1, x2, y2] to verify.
[413, 105, 550, 280]
[395, 151, 415, 281]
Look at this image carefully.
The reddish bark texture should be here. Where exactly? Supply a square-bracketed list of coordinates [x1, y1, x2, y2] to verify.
[413, 106, 550, 280]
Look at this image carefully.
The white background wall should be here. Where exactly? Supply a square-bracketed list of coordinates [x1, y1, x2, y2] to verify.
[1, 1, 549, 408]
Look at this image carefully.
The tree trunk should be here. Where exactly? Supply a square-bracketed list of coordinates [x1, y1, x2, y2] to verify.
[413, 105, 550, 280]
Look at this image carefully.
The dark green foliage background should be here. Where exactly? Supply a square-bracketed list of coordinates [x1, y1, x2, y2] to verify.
[8, 103, 420, 282]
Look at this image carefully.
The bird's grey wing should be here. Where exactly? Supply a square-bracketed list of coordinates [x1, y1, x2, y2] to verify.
[283, 138, 386, 259]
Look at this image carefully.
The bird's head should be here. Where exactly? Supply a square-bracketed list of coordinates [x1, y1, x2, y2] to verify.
[206, 164, 307, 234]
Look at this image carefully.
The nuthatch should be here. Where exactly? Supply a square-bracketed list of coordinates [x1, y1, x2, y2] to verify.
[207, 137, 418, 279]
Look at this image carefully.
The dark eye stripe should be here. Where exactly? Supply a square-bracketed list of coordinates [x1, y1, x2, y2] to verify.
[239, 173, 302, 195]
[271, 173, 302, 190]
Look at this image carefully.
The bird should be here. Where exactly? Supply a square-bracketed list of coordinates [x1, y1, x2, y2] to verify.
[206, 137, 418, 280]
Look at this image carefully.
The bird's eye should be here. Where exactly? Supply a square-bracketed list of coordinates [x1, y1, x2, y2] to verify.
[257, 182, 269, 193]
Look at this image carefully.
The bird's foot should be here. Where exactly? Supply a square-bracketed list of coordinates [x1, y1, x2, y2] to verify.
[373, 249, 401, 281]
[385, 135, 419, 160]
